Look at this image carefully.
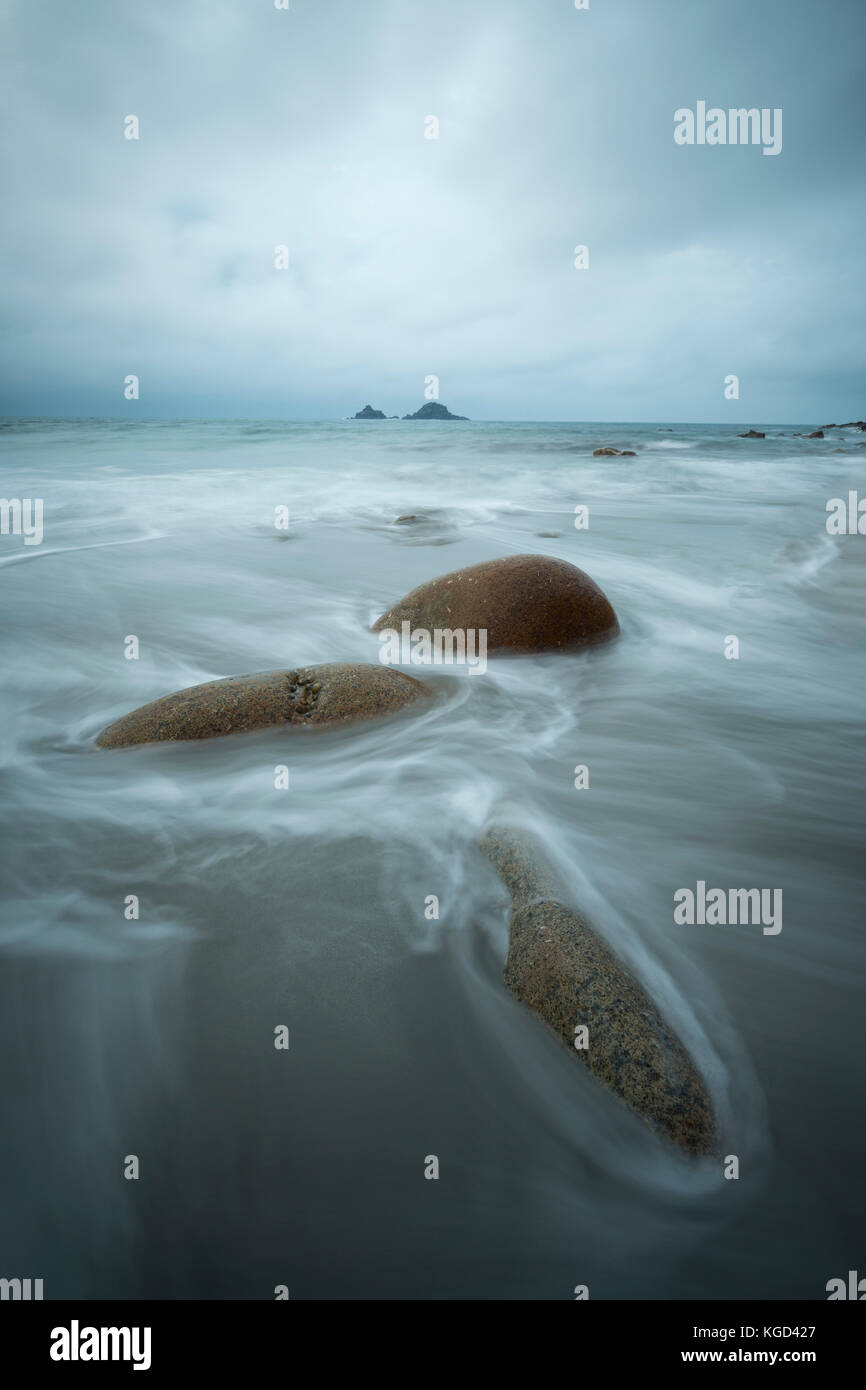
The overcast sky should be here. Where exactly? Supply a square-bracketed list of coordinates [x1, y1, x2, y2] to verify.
[1, 0, 864, 422]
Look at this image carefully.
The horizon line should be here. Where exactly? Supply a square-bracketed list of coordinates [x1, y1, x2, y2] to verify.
[0, 413, 856, 428]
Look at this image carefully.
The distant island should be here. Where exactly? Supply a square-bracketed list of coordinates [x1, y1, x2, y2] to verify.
[402, 401, 468, 421]
[351, 400, 469, 421]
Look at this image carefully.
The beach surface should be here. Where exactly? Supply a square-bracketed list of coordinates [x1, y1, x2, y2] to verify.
[1, 416, 864, 1298]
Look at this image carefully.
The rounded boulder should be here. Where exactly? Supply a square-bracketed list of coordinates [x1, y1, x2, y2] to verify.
[95, 664, 432, 749]
[371, 554, 618, 654]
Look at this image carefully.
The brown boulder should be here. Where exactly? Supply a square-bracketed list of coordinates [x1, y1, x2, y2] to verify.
[481, 820, 717, 1157]
[371, 554, 618, 654]
[96, 664, 432, 749]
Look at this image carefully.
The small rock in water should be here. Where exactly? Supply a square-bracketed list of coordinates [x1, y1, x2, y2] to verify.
[593, 447, 636, 457]
[806, 430, 824, 439]
[737, 429, 766, 438]
[95, 664, 432, 748]
[481, 820, 717, 1157]
[372, 553, 618, 654]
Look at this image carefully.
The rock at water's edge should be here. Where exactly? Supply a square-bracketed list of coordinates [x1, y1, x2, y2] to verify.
[481, 821, 717, 1157]
[372, 553, 618, 654]
[96, 664, 432, 748]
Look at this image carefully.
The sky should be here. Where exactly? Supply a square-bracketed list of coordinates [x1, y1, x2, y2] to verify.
[0, 0, 864, 423]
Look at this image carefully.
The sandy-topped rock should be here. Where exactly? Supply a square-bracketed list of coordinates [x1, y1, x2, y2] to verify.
[96, 664, 432, 749]
[372, 554, 618, 654]
[481, 820, 716, 1157]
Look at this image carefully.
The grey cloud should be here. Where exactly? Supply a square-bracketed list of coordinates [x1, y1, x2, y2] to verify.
[0, 0, 864, 421]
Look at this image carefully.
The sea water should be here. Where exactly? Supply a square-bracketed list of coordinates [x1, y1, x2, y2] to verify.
[1, 417, 864, 1298]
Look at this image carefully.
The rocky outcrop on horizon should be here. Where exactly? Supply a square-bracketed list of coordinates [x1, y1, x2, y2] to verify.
[402, 401, 468, 420]
[351, 401, 469, 419]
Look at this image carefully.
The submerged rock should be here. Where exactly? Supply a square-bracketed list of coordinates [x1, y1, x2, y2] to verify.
[402, 402, 468, 420]
[481, 821, 716, 1157]
[95, 664, 432, 748]
[593, 447, 636, 457]
[372, 554, 618, 654]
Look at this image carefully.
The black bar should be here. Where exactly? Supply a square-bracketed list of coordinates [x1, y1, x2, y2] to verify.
[2, 1299, 861, 1375]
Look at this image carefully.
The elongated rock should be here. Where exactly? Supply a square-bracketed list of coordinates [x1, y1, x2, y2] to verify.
[95, 664, 432, 749]
[371, 554, 618, 654]
[481, 821, 716, 1156]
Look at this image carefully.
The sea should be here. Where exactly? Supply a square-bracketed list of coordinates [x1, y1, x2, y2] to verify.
[1, 416, 864, 1299]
